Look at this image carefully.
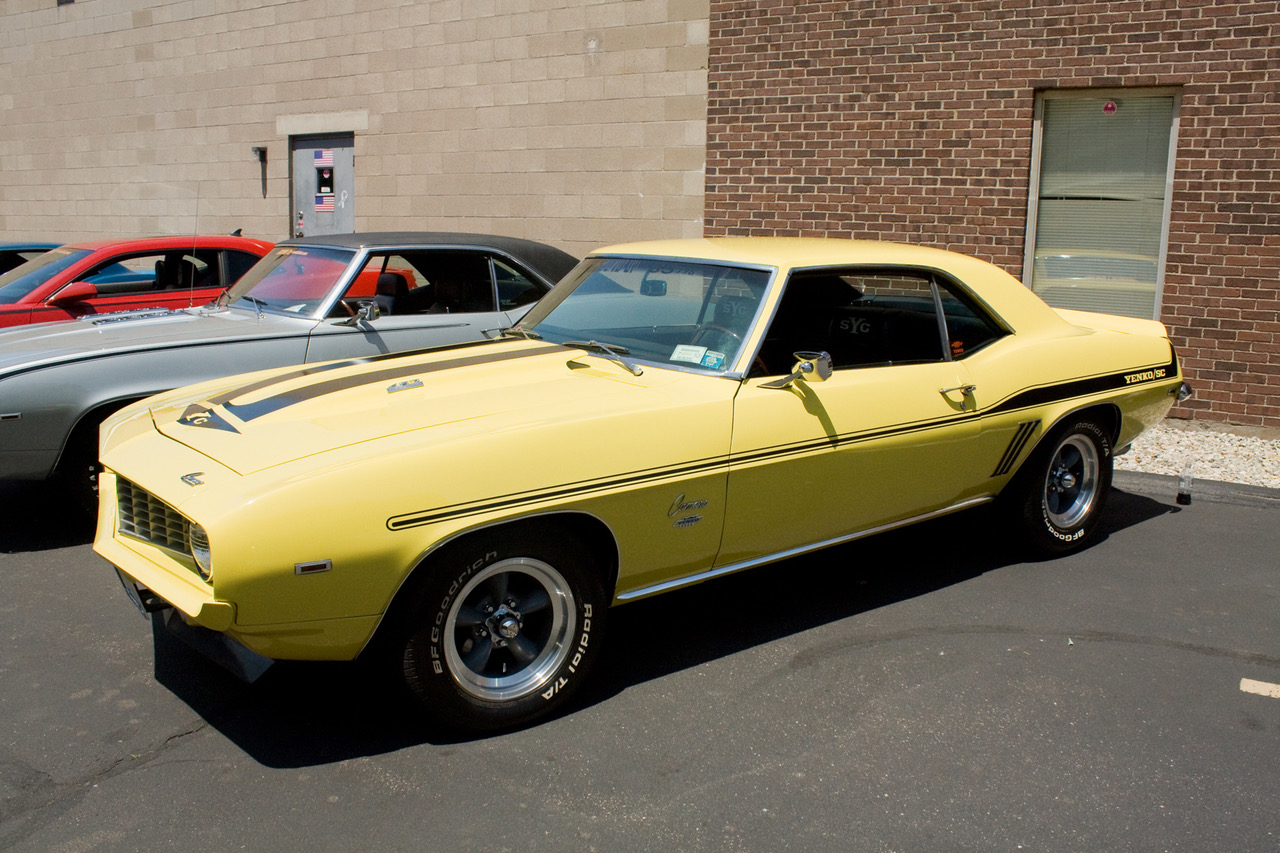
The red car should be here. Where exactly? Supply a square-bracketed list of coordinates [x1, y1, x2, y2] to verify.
[0, 235, 274, 328]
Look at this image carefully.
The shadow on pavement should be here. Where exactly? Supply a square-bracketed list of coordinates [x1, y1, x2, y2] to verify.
[149, 489, 1176, 768]
[0, 482, 95, 553]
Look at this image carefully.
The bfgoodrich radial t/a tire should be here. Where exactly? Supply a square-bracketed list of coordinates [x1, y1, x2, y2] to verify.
[1015, 416, 1114, 556]
[397, 529, 606, 733]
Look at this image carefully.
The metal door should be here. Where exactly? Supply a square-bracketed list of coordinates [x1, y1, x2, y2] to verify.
[291, 134, 355, 238]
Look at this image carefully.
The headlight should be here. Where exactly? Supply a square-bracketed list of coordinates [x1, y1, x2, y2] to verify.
[188, 522, 212, 581]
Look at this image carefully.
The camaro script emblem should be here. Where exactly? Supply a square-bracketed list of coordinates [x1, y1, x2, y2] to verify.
[669, 493, 708, 529]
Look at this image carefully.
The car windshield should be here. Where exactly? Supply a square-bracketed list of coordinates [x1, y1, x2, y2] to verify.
[219, 245, 356, 317]
[519, 257, 772, 374]
[0, 248, 91, 304]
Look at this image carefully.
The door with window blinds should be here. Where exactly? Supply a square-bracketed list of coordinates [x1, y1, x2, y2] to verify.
[1027, 94, 1177, 320]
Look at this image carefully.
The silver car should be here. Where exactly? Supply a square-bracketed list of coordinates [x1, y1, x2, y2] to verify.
[0, 232, 578, 506]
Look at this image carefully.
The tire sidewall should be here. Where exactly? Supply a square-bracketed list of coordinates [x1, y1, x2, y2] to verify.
[55, 427, 102, 515]
[1021, 417, 1113, 555]
[398, 529, 605, 732]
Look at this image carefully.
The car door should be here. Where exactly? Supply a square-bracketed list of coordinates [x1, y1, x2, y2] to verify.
[303, 250, 537, 362]
[719, 268, 998, 566]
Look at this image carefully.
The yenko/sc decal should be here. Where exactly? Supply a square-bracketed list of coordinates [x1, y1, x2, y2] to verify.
[1123, 368, 1166, 385]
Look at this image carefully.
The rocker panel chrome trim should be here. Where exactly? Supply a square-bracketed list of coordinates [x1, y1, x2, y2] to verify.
[615, 495, 994, 602]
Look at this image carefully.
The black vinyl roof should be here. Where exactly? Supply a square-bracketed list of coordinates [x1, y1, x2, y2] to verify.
[280, 231, 579, 284]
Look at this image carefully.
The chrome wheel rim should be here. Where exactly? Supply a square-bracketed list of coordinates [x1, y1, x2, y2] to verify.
[1044, 434, 1099, 529]
[443, 558, 575, 702]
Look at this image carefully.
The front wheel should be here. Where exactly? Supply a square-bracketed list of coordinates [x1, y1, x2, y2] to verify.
[396, 529, 606, 732]
[1013, 416, 1113, 556]
[55, 425, 103, 516]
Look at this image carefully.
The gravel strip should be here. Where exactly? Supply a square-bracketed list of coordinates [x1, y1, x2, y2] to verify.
[1116, 420, 1280, 490]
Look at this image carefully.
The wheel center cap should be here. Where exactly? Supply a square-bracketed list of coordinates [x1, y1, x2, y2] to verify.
[495, 615, 521, 639]
[1050, 466, 1077, 492]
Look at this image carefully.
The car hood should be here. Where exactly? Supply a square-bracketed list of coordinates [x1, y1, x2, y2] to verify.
[0, 307, 314, 375]
[148, 340, 689, 476]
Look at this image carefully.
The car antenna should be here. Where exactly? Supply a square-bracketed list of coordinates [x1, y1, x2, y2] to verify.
[186, 182, 201, 308]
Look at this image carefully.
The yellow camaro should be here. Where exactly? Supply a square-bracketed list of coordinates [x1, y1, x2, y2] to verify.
[95, 238, 1188, 731]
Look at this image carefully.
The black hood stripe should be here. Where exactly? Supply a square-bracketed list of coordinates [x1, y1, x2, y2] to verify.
[208, 342, 565, 423]
[203, 336, 506, 406]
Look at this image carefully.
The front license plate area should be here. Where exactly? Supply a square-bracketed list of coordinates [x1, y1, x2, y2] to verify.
[115, 569, 168, 615]
[116, 569, 147, 615]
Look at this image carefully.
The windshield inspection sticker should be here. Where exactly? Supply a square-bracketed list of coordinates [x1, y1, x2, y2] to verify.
[671, 344, 707, 364]
[701, 351, 726, 369]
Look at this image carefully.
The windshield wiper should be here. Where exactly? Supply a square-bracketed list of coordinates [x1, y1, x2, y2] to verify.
[562, 340, 643, 376]
[500, 327, 543, 341]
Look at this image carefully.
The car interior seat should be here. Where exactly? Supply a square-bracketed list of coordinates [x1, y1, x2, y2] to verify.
[375, 272, 411, 315]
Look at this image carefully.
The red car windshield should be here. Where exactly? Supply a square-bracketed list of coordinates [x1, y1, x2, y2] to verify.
[0, 248, 90, 304]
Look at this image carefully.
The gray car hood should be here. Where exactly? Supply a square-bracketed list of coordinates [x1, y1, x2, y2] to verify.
[0, 307, 316, 376]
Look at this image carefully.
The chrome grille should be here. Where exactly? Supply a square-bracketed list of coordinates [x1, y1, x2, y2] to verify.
[117, 477, 191, 558]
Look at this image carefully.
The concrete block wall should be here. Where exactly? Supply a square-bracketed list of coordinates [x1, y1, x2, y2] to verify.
[1, 0, 710, 259]
[705, 0, 1280, 428]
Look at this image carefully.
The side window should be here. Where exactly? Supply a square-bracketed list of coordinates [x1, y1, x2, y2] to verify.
[495, 258, 548, 309]
[414, 252, 496, 314]
[223, 251, 262, 286]
[757, 270, 945, 373]
[81, 250, 225, 295]
[348, 251, 499, 316]
[80, 254, 162, 295]
[936, 283, 1005, 359]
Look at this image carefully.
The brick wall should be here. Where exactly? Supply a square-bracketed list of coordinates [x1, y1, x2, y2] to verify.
[0, 0, 710, 260]
[706, 0, 1280, 427]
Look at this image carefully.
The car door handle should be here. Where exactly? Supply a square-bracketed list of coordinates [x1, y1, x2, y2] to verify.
[939, 384, 977, 411]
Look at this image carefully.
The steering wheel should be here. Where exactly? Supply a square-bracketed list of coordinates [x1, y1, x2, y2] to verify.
[691, 324, 742, 354]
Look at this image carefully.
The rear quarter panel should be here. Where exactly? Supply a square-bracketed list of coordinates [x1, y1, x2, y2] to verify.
[965, 316, 1180, 497]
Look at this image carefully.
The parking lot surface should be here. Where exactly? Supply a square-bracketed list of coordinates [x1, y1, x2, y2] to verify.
[2, 475, 1278, 852]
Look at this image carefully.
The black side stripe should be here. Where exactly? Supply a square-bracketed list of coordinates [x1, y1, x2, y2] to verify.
[985, 354, 1178, 417]
[387, 454, 732, 530]
[384, 356, 1180, 531]
[729, 414, 968, 468]
[992, 420, 1040, 477]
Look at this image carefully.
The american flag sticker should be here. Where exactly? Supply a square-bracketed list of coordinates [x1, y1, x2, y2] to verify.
[315, 194, 334, 213]
[314, 149, 335, 167]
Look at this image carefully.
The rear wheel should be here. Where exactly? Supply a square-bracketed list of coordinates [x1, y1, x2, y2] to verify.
[395, 529, 606, 732]
[1013, 416, 1113, 555]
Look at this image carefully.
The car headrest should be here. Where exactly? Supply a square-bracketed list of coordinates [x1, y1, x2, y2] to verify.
[377, 272, 410, 298]
[713, 295, 756, 330]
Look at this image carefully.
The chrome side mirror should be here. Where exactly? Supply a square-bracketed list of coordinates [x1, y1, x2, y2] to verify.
[339, 300, 381, 326]
[761, 351, 833, 389]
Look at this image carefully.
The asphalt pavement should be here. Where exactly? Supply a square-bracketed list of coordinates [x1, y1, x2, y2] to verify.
[1, 474, 1278, 852]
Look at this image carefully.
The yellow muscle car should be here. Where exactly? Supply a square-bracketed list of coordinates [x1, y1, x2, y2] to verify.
[94, 238, 1189, 731]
